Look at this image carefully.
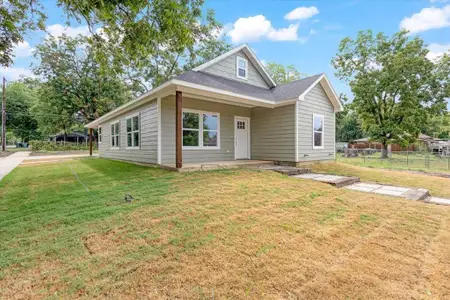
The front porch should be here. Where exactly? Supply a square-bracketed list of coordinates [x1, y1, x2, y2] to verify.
[162, 159, 274, 172]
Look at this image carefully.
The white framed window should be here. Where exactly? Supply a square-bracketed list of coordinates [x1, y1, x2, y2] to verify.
[98, 126, 102, 143]
[111, 121, 120, 149]
[236, 56, 248, 80]
[312, 113, 324, 149]
[126, 113, 140, 149]
[182, 109, 220, 149]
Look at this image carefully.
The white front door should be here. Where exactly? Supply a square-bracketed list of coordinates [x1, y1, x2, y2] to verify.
[235, 117, 250, 159]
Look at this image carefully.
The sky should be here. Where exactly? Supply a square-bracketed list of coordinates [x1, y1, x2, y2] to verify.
[2, 0, 450, 108]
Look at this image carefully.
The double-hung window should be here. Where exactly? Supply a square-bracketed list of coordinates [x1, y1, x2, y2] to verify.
[182, 109, 219, 149]
[111, 121, 120, 148]
[98, 126, 102, 143]
[126, 114, 140, 149]
[312, 114, 324, 149]
[236, 56, 248, 80]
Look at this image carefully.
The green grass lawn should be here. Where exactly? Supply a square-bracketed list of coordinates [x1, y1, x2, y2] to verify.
[2, 158, 450, 299]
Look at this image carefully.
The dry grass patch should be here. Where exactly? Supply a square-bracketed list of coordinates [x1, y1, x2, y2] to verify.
[311, 162, 450, 198]
[1, 160, 450, 299]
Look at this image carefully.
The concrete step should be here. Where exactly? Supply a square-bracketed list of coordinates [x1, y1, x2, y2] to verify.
[294, 174, 360, 188]
[259, 165, 311, 176]
[425, 197, 450, 206]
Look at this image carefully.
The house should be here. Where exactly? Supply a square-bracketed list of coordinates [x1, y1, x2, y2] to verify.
[49, 131, 89, 144]
[85, 44, 342, 169]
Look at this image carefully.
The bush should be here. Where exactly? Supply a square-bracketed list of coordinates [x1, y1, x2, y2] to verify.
[29, 140, 98, 151]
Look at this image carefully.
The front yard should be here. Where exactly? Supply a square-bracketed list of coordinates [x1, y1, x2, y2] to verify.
[1, 159, 450, 299]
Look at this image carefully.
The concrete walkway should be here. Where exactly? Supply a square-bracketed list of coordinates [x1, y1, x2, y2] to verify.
[0, 151, 31, 181]
[295, 173, 450, 206]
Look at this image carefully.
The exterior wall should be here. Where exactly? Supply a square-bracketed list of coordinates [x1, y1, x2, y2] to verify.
[297, 84, 336, 162]
[203, 50, 270, 89]
[161, 95, 251, 165]
[251, 105, 296, 162]
[98, 100, 158, 164]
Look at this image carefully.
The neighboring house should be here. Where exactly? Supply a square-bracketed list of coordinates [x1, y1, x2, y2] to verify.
[349, 134, 437, 152]
[86, 44, 342, 169]
[49, 131, 89, 144]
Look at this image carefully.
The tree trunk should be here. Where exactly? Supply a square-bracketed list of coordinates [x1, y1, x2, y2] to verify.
[381, 143, 389, 159]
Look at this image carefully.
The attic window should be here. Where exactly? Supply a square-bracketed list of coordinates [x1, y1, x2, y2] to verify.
[236, 56, 248, 80]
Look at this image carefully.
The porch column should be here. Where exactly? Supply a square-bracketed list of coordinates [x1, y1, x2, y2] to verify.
[176, 91, 183, 168]
[89, 128, 93, 156]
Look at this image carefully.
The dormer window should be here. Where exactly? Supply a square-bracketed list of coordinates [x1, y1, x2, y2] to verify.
[236, 56, 248, 80]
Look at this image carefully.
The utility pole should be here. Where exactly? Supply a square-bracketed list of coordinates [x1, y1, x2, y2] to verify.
[2, 77, 6, 152]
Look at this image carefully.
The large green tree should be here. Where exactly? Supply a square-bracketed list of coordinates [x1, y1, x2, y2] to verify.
[265, 62, 305, 84]
[336, 95, 365, 142]
[2, 81, 40, 142]
[33, 35, 131, 126]
[0, 0, 46, 66]
[332, 30, 450, 158]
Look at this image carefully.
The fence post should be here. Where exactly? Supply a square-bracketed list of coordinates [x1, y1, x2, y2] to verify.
[364, 150, 366, 163]
[406, 151, 409, 168]
[448, 157, 449, 170]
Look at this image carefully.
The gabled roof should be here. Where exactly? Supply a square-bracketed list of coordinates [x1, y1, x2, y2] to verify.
[193, 44, 277, 88]
[175, 71, 342, 109]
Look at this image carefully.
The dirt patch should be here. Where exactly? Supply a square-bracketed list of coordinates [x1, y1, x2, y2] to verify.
[0, 151, 13, 158]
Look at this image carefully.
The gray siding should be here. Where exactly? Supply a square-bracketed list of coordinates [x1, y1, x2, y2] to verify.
[203, 50, 270, 89]
[99, 100, 158, 164]
[297, 84, 335, 162]
[251, 105, 296, 162]
[161, 96, 251, 165]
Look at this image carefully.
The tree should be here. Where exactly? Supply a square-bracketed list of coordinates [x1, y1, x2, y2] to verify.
[31, 85, 79, 138]
[0, 0, 46, 66]
[33, 35, 132, 125]
[336, 95, 365, 142]
[2, 81, 40, 142]
[332, 30, 450, 158]
[265, 62, 305, 84]
[92, 9, 231, 96]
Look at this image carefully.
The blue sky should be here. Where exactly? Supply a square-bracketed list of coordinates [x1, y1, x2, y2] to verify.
[2, 0, 450, 108]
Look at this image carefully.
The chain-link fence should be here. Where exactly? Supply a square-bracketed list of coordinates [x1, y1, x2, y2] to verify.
[336, 149, 450, 172]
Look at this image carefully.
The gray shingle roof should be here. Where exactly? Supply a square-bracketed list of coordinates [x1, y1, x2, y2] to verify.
[175, 71, 323, 102]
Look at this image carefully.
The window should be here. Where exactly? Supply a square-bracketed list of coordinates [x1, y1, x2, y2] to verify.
[237, 121, 245, 130]
[236, 56, 248, 80]
[111, 121, 120, 148]
[182, 110, 219, 149]
[313, 114, 324, 149]
[126, 114, 140, 148]
[98, 126, 102, 143]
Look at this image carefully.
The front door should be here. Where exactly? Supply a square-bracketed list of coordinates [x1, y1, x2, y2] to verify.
[235, 117, 250, 159]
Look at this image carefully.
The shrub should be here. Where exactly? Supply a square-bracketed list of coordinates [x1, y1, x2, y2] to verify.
[29, 140, 98, 151]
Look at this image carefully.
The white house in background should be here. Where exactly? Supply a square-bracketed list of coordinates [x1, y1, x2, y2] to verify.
[86, 44, 342, 169]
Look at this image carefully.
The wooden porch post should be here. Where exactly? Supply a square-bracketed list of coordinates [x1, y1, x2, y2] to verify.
[176, 91, 183, 168]
[89, 128, 93, 156]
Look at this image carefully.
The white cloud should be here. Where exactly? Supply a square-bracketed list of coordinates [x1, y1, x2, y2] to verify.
[13, 41, 34, 58]
[427, 43, 450, 60]
[400, 5, 450, 33]
[285, 6, 319, 20]
[227, 15, 273, 43]
[46, 24, 91, 38]
[267, 24, 300, 41]
[226, 15, 302, 43]
[0, 67, 34, 81]
[309, 29, 317, 35]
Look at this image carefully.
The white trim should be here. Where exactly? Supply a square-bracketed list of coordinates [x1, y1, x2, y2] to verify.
[192, 43, 276, 87]
[298, 74, 343, 112]
[110, 120, 120, 150]
[234, 116, 251, 160]
[157, 97, 162, 164]
[125, 112, 140, 150]
[182, 108, 220, 150]
[294, 102, 298, 162]
[312, 113, 325, 150]
[236, 56, 248, 80]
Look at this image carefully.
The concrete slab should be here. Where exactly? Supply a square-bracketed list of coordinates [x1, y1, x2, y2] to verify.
[403, 188, 430, 201]
[426, 197, 450, 206]
[0, 151, 31, 181]
[345, 183, 383, 192]
[294, 173, 325, 179]
[372, 186, 407, 197]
